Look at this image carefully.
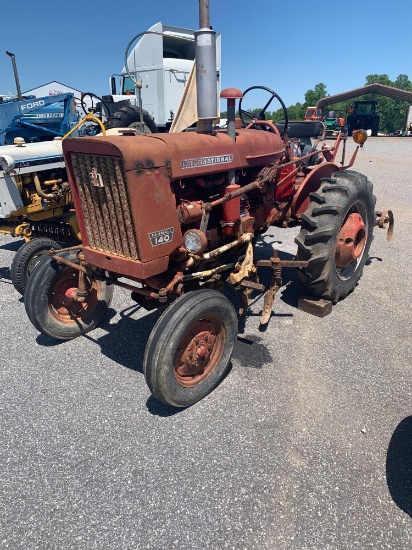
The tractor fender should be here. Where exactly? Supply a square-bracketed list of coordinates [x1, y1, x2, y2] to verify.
[291, 162, 340, 217]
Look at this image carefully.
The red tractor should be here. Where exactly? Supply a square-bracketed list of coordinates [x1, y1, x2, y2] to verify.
[22, 3, 392, 408]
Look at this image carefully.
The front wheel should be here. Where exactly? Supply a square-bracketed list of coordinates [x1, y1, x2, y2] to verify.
[11, 237, 62, 295]
[295, 170, 376, 302]
[24, 250, 114, 340]
[144, 289, 238, 407]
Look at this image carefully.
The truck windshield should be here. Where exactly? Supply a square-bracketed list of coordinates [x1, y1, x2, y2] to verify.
[122, 77, 135, 95]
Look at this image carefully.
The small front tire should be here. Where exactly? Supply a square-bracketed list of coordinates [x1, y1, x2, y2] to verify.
[144, 289, 238, 407]
[24, 250, 114, 340]
[11, 238, 62, 295]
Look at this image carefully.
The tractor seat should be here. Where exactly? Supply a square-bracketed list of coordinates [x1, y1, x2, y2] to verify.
[274, 120, 325, 139]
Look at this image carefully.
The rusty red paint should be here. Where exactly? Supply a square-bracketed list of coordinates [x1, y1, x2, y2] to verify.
[275, 164, 296, 199]
[60, 122, 385, 324]
[49, 268, 100, 324]
[220, 88, 243, 99]
[173, 319, 225, 388]
[335, 213, 367, 268]
[291, 162, 340, 216]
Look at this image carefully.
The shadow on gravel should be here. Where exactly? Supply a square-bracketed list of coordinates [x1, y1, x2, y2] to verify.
[232, 335, 273, 369]
[0, 266, 12, 282]
[90, 304, 162, 374]
[0, 239, 22, 252]
[145, 395, 183, 417]
[386, 415, 412, 517]
[365, 255, 383, 265]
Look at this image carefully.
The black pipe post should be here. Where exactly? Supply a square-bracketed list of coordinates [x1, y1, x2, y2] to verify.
[6, 51, 22, 100]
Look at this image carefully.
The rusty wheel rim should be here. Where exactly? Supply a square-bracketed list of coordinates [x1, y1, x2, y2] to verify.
[174, 316, 226, 388]
[48, 269, 100, 324]
[335, 202, 367, 280]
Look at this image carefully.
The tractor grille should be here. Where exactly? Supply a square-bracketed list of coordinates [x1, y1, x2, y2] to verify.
[71, 153, 139, 259]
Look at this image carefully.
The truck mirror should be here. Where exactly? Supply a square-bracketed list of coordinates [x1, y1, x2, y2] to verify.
[110, 76, 116, 95]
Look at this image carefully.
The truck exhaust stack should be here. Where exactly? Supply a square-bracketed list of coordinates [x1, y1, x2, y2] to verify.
[195, 0, 218, 133]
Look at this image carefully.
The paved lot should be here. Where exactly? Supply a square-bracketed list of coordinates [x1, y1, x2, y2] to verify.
[1, 137, 411, 549]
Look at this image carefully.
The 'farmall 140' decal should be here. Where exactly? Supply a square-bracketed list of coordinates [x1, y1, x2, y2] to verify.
[149, 228, 174, 247]
[180, 154, 234, 169]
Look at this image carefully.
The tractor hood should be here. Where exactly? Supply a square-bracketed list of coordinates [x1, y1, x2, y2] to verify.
[62, 129, 284, 180]
[0, 138, 64, 174]
[61, 129, 285, 280]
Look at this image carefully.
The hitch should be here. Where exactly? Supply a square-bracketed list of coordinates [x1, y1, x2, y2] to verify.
[375, 210, 394, 242]
[256, 250, 309, 326]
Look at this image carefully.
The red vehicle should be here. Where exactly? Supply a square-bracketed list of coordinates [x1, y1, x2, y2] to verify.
[304, 106, 323, 121]
[22, 2, 392, 408]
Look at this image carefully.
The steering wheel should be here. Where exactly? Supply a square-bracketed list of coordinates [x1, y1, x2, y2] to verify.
[238, 86, 288, 135]
[80, 92, 111, 124]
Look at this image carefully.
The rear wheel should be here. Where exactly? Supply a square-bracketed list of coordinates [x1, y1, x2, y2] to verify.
[144, 289, 238, 407]
[295, 170, 376, 302]
[24, 250, 113, 340]
[106, 105, 158, 134]
[11, 238, 62, 295]
[371, 120, 379, 137]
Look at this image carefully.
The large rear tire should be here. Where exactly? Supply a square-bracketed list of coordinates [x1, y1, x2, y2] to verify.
[371, 120, 379, 137]
[24, 250, 114, 340]
[144, 289, 238, 407]
[11, 238, 62, 295]
[295, 170, 376, 302]
[106, 105, 158, 134]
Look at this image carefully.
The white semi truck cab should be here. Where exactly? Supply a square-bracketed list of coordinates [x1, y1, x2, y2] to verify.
[104, 22, 221, 132]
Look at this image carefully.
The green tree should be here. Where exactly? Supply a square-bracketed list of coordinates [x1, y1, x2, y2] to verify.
[271, 102, 305, 122]
[394, 74, 412, 90]
[304, 83, 328, 107]
[287, 102, 306, 120]
[365, 73, 392, 86]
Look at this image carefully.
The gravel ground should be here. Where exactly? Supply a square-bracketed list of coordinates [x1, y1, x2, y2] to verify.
[0, 137, 411, 549]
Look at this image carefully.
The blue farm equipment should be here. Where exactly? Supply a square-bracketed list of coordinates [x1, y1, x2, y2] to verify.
[0, 53, 108, 295]
[0, 51, 79, 145]
[0, 92, 79, 146]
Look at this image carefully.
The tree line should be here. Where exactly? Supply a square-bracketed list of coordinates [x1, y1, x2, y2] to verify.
[223, 74, 412, 134]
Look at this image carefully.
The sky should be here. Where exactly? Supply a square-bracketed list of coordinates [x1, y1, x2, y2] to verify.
[1, 0, 411, 112]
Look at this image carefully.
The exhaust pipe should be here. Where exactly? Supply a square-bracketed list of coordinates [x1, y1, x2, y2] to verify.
[6, 51, 22, 100]
[195, 0, 218, 133]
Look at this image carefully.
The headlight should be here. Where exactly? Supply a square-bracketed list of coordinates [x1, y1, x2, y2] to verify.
[183, 229, 207, 254]
[0, 154, 15, 172]
[352, 129, 368, 146]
